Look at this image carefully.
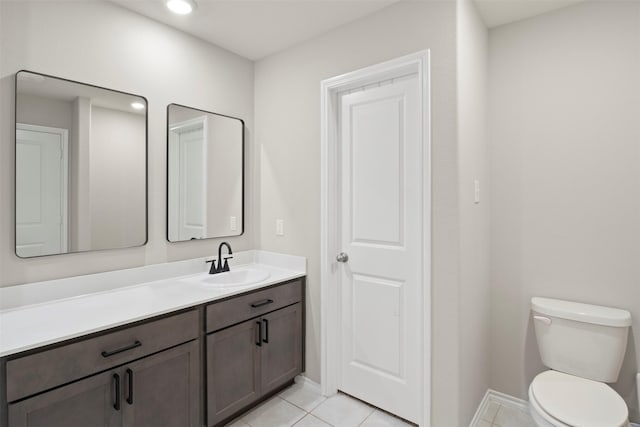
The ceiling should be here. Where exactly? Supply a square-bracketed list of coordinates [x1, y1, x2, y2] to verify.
[474, 0, 584, 28]
[112, 0, 398, 60]
[112, 0, 584, 60]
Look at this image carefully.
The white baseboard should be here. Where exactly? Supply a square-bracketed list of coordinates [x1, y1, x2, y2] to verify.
[295, 375, 323, 393]
[469, 389, 529, 427]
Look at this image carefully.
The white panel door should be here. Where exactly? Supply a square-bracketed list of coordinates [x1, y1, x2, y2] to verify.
[175, 126, 207, 241]
[338, 76, 422, 423]
[16, 126, 68, 257]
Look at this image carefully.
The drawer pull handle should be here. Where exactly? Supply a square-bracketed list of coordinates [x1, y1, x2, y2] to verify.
[251, 299, 274, 308]
[256, 321, 262, 347]
[101, 340, 142, 358]
[113, 373, 121, 411]
[126, 368, 134, 405]
[263, 319, 269, 343]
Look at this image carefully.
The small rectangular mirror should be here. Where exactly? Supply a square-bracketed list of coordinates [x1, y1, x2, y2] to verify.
[167, 104, 244, 242]
[15, 70, 148, 258]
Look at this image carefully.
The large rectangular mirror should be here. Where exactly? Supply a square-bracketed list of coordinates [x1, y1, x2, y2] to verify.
[167, 104, 244, 242]
[15, 70, 147, 258]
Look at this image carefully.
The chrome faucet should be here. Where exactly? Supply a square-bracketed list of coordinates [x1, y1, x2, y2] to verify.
[206, 242, 233, 274]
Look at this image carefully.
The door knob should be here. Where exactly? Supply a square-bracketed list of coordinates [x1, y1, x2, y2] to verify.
[336, 252, 349, 263]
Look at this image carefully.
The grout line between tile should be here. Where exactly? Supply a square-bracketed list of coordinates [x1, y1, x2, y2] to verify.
[491, 405, 503, 427]
[490, 403, 502, 424]
[280, 393, 327, 414]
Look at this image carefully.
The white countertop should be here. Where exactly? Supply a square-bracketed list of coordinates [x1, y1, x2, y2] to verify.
[0, 251, 306, 358]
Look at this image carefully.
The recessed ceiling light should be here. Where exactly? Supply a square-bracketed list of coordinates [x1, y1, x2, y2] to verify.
[131, 102, 145, 110]
[166, 0, 196, 15]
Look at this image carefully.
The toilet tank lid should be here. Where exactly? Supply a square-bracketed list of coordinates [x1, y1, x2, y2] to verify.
[531, 297, 631, 327]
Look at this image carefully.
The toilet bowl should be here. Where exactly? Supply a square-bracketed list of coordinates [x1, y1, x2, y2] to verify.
[528, 370, 628, 427]
[529, 297, 632, 427]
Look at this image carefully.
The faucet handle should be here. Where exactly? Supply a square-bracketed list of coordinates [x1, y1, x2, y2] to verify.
[221, 256, 233, 272]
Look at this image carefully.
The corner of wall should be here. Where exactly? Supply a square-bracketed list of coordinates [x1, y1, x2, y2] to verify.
[456, 0, 491, 423]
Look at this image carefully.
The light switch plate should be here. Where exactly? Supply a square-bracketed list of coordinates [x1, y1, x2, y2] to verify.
[230, 216, 237, 231]
[276, 219, 284, 236]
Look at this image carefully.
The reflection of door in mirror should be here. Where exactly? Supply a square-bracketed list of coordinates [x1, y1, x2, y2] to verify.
[166, 103, 243, 242]
[15, 70, 148, 257]
[168, 117, 208, 241]
[16, 124, 69, 257]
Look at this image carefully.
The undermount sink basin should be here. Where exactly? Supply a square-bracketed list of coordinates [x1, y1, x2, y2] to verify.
[184, 267, 271, 287]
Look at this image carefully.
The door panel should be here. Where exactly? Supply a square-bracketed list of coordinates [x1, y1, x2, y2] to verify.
[8, 370, 119, 427]
[207, 319, 260, 426]
[350, 275, 404, 379]
[122, 341, 200, 427]
[350, 95, 403, 246]
[260, 304, 303, 392]
[339, 76, 422, 423]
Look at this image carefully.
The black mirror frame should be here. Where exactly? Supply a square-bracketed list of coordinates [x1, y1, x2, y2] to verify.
[165, 103, 245, 243]
[14, 70, 149, 258]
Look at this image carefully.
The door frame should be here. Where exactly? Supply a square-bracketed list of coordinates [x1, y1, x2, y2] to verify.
[320, 50, 431, 426]
[16, 123, 69, 254]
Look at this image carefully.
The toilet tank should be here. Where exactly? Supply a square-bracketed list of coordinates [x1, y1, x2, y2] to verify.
[531, 297, 632, 383]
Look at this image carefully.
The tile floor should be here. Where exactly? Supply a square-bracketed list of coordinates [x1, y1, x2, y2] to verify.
[474, 399, 536, 427]
[226, 380, 415, 427]
[226, 379, 537, 427]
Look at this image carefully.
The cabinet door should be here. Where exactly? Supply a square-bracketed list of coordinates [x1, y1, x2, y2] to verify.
[207, 319, 261, 426]
[8, 370, 120, 427]
[260, 303, 303, 393]
[121, 340, 200, 427]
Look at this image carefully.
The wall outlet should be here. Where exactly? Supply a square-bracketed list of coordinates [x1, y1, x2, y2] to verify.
[276, 219, 284, 236]
[230, 216, 237, 231]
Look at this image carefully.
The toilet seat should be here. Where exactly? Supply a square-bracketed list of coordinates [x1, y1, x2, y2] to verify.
[529, 370, 628, 427]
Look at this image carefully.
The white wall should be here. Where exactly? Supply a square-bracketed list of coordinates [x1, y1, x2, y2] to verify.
[0, 1, 254, 286]
[16, 94, 73, 131]
[206, 116, 243, 237]
[254, 1, 463, 424]
[457, 0, 491, 423]
[489, 1, 640, 418]
[90, 106, 146, 249]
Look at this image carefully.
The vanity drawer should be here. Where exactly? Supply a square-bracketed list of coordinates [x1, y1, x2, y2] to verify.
[6, 309, 198, 402]
[206, 279, 302, 332]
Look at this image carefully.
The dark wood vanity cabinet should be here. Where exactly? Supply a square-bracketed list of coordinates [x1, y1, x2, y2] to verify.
[4, 310, 200, 427]
[1, 277, 306, 427]
[205, 279, 304, 426]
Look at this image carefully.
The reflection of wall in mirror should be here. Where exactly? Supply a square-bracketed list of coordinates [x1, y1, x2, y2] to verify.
[16, 93, 145, 252]
[16, 93, 72, 130]
[90, 106, 145, 250]
[207, 116, 242, 236]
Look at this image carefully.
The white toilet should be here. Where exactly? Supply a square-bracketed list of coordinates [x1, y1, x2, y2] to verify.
[529, 297, 632, 427]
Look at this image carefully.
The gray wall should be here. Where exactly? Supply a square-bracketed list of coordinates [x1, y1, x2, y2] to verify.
[489, 0, 640, 419]
[0, 1, 255, 286]
[16, 93, 73, 131]
[457, 0, 491, 422]
[254, 1, 464, 424]
[90, 106, 146, 249]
